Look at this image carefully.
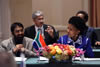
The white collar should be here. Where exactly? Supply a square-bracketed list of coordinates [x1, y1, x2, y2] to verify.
[67, 35, 82, 45]
[35, 25, 43, 30]
[35, 25, 44, 36]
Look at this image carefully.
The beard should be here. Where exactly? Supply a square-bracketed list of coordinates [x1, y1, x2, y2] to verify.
[13, 35, 24, 44]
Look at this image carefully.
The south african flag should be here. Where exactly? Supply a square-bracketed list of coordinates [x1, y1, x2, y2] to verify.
[33, 31, 46, 50]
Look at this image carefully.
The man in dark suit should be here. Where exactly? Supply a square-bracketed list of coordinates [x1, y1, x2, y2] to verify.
[24, 11, 58, 45]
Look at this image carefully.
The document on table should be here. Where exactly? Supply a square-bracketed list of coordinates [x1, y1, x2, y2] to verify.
[39, 56, 49, 61]
[74, 57, 100, 61]
[14, 57, 27, 62]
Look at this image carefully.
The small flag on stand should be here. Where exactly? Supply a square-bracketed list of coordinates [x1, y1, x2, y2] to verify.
[33, 31, 46, 50]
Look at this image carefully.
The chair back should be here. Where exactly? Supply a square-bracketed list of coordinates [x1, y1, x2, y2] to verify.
[94, 28, 100, 41]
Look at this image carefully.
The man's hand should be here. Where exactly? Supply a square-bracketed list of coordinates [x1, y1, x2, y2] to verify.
[95, 41, 100, 45]
[13, 44, 24, 52]
[45, 26, 54, 38]
[20, 47, 25, 53]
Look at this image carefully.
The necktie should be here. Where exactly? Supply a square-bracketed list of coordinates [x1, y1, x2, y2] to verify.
[38, 28, 45, 39]
[38, 28, 42, 34]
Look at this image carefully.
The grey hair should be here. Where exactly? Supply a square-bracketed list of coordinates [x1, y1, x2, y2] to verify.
[32, 11, 43, 19]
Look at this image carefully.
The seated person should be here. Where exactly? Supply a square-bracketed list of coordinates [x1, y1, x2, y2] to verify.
[0, 22, 37, 57]
[24, 11, 58, 45]
[58, 16, 94, 58]
[95, 41, 100, 45]
[76, 10, 100, 46]
[0, 51, 17, 67]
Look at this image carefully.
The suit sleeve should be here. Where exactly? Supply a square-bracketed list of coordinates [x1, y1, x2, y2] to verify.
[57, 37, 62, 44]
[0, 42, 6, 52]
[51, 26, 59, 42]
[0, 41, 15, 55]
[24, 28, 29, 37]
[84, 38, 94, 58]
[45, 25, 59, 45]
[23, 39, 37, 57]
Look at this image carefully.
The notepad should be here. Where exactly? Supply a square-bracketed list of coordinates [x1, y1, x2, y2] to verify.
[39, 56, 49, 61]
[74, 57, 100, 61]
[14, 57, 27, 62]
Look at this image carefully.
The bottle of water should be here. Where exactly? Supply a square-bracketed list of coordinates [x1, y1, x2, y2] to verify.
[72, 56, 75, 61]
[80, 49, 84, 61]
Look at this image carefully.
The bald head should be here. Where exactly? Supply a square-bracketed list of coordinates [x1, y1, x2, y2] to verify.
[0, 52, 17, 67]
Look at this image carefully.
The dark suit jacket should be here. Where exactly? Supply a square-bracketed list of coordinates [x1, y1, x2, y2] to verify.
[84, 27, 97, 47]
[24, 24, 58, 45]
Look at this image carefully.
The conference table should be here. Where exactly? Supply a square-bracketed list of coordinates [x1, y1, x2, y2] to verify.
[93, 48, 100, 58]
[16, 48, 100, 67]
[17, 57, 100, 67]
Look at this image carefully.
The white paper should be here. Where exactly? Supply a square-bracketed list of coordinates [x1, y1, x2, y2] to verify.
[39, 56, 49, 61]
[74, 57, 100, 61]
[14, 57, 27, 62]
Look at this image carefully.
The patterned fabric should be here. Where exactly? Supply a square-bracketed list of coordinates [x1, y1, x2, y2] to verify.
[58, 35, 94, 58]
[67, 35, 82, 46]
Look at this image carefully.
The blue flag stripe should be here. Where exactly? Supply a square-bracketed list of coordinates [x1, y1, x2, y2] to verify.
[33, 40, 40, 50]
